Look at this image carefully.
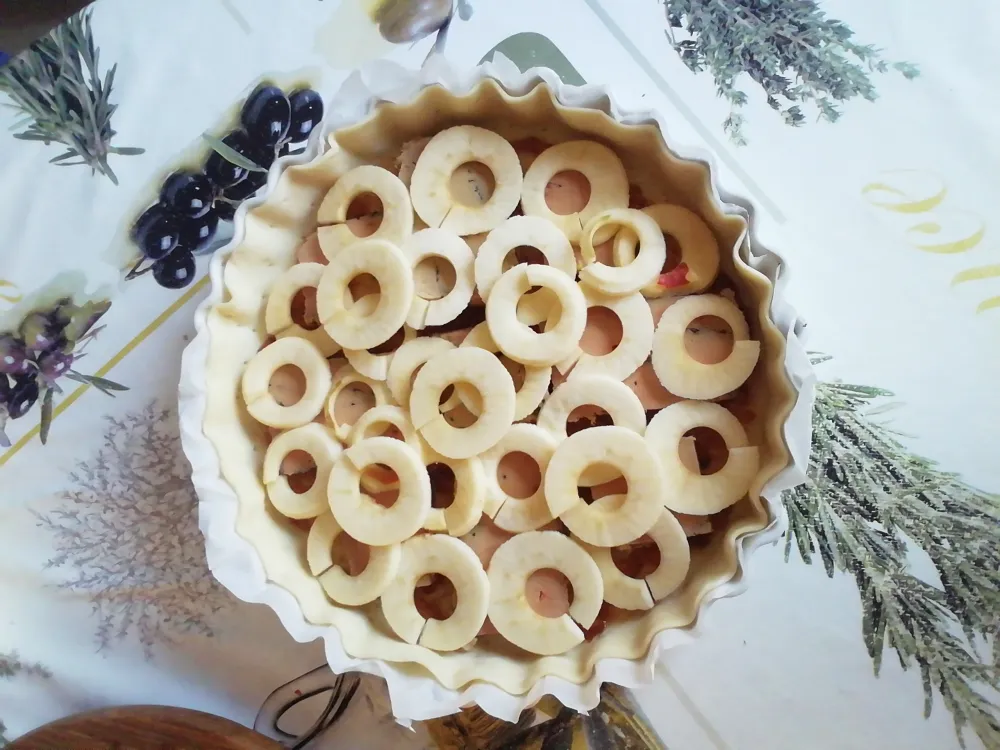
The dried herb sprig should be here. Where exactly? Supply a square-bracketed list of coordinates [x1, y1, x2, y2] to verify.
[660, 0, 919, 144]
[787, 355, 1000, 748]
[0, 9, 143, 184]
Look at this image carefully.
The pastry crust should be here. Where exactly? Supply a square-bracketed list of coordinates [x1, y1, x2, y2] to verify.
[200, 81, 796, 693]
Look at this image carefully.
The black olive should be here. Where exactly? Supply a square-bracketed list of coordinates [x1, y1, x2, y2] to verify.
[241, 84, 291, 148]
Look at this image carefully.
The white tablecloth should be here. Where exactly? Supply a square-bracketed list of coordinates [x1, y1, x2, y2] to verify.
[1, 1, 997, 748]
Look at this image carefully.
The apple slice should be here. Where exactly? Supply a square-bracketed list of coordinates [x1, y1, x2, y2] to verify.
[480, 423, 558, 531]
[316, 165, 412, 260]
[262, 422, 342, 519]
[544, 426, 665, 547]
[380, 534, 489, 651]
[520, 140, 628, 243]
[651, 294, 760, 400]
[328, 437, 430, 546]
[242, 337, 331, 429]
[645, 400, 759, 515]
[485, 265, 586, 367]
[307, 513, 400, 606]
[264, 262, 340, 357]
[410, 125, 522, 236]
[487, 531, 603, 655]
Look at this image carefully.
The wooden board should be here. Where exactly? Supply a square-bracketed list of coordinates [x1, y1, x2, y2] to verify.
[8, 705, 281, 750]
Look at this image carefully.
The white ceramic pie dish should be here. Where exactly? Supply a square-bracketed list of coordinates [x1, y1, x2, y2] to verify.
[178, 54, 815, 721]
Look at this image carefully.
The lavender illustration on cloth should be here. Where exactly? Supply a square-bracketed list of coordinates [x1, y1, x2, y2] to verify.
[35, 402, 230, 658]
[0, 9, 143, 183]
[786, 356, 1000, 748]
[0, 652, 50, 745]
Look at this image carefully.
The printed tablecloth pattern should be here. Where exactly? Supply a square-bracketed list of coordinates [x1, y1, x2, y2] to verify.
[1, 1, 997, 748]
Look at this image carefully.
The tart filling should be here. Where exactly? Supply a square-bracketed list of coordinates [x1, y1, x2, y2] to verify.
[210, 93, 793, 684]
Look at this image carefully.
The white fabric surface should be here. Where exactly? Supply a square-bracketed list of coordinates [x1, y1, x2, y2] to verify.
[1, 1, 996, 748]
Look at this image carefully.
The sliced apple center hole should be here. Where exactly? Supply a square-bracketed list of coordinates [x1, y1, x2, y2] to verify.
[363, 465, 399, 507]
[661, 233, 683, 273]
[611, 534, 662, 579]
[545, 170, 590, 215]
[281, 450, 317, 493]
[414, 255, 457, 301]
[566, 404, 613, 435]
[368, 326, 407, 356]
[414, 574, 458, 620]
[682, 427, 729, 476]
[428, 462, 457, 509]
[502, 245, 548, 273]
[441, 383, 480, 427]
[375, 423, 405, 441]
[450, 161, 495, 207]
[526, 569, 573, 618]
[578, 474, 628, 504]
[290, 287, 321, 330]
[269, 364, 306, 406]
[345, 192, 383, 238]
[579, 306, 623, 357]
[684, 315, 734, 364]
[333, 382, 376, 430]
[347, 272, 381, 304]
[496, 451, 542, 499]
[332, 532, 370, 576]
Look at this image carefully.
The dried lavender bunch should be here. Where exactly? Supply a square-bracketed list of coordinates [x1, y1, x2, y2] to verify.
[661, 0, 919, 144]
[0, 9, 143, 183]
[787, 355, 1000, 748]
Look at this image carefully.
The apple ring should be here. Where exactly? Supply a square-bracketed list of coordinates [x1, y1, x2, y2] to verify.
[307, 513, 401, 606]
[480, 423, 558, 532]
[537, 374, 647, 438]
[613, 204, 720, 297]
[402, 228, 476, 329]
[544, 426, 665, 547]
[380, 534, 489, 651]
[262, 423, 342, 519]
[645, 400, 759, 515]
[324, 365, 392, 441]
[551, 288, 654, 381]
[316, 238, 414, 351]
[520, 140, 629, 243]
[385, 336, 455, 407]
[347, 404, 425, 494]
[264, 262, 340, 357]
[316, 165, 413, 260]
[410, 125, 522, 236]
[537, 374, 647, 486]
[473, 216, 576, 301]
[487, 531, 603, 655]
[421, 451, 487, 537]
[457, 323, 550, 421]
[328, 436, 430, 546]
[579, 209, 666, 296]
[242, 337, 332, 429]
[485, 265, 586, 367]
[579, 499, 691, 609]
[651, 294, 760, 400]
[409, 347, 516, 459]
